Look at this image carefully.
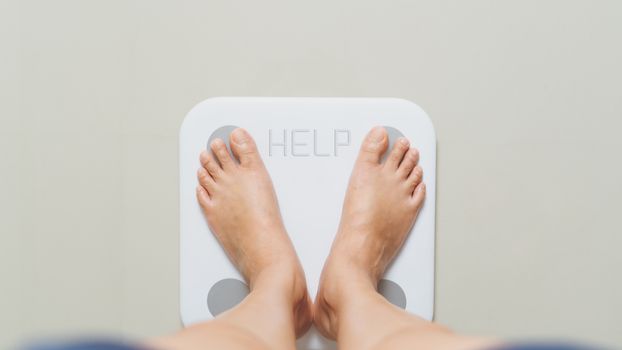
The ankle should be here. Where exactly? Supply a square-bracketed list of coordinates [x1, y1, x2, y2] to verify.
[331, 227, 389, 282]
[322, 272, 376, 310]
[316, 257, 379, 329]
[251, 263, 313, 337]
[315, 272, 379, 340]
[251, 262, 307, 303]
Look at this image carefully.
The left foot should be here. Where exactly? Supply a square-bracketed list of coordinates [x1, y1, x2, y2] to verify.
[196, 128, 312, 336]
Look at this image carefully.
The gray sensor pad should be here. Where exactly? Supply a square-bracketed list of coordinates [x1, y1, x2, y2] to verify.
[207, 278, 250, 316]
[378, 279, 407, 309]
[207, 125, 240, 164]
[381, 126, 406, 163]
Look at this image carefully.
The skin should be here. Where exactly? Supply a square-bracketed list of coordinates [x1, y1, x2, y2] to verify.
[150, 128, 312, 350]
[314, 127, 496, 350]
[149, 127, 497, 350]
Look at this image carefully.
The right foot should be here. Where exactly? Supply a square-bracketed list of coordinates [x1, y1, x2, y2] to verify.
[315, 126, 426, 339]
[196, 128, 313, 336]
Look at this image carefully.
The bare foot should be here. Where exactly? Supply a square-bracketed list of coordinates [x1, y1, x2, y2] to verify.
[315, 126, 426, 339]
[196, 128, 312, 336]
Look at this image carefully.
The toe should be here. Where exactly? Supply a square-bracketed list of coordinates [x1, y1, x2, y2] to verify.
[200, 150, 223, 179]
[196, 185, 212, 209]
[411, 182, 426, 209]
[357, 126, 389, 164]
[210, 139, 235, 170]
[407, 166, 423, 191]
[230, 128, 262, 167]
[397, 148, 420, 178]
[385, 137, 410, 169]
[197, 167, 216, 194]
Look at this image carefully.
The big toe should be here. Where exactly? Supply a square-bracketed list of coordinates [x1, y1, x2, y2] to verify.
[230, 128, 262, 167]
[357, 126, 389, 164]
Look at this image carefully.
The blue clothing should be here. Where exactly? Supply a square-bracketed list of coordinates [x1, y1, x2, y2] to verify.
[24, 340, 146, 350]
[498, 344, 605, 350]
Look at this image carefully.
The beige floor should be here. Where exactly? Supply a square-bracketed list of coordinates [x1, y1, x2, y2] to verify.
[1, 0, 621, 348]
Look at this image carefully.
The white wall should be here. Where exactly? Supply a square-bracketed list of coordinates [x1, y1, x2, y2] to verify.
[1, 0, 621, 348]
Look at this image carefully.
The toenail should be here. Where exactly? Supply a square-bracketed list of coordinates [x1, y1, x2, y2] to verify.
[231, 128, 249, 145]
[369, 127, 386, 143]
[198, 168, 210, 180]
[211, 139, 223, 149]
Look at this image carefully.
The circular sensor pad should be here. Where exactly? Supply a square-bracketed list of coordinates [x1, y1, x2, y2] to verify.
[207, 125, 240, 164]
[207, 278, 249, 316]
[378, 279, 407, 309]
[381, 126, 406, 163]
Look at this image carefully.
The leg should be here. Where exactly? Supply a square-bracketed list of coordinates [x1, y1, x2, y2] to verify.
[315, 127, 498, 350]
[151, 128, 312, 350]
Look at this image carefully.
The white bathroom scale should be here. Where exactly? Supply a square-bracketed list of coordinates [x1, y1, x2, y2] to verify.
[180, 97, 436, 349]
